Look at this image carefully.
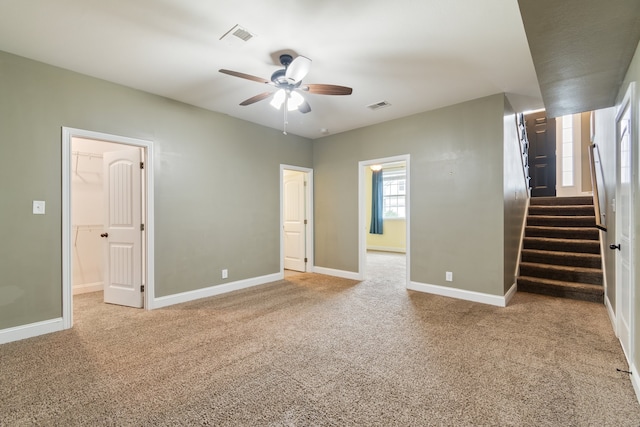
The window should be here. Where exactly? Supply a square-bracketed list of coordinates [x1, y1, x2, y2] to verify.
[561, 115, 574, 186]
[382, 168, 406, 218]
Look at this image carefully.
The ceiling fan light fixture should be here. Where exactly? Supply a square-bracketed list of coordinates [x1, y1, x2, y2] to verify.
[270, 89, 286, 109]
[287, 91, 304, 111]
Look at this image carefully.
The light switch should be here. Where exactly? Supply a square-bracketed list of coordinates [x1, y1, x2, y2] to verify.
[33, 200, 45, 215]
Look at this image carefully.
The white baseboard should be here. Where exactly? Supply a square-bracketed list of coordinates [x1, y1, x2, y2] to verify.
[367, 246, 406, 253]
[313, 266, 363, 281]
[631, 363, 640, 406]
[73, 282, 103, 295]
[605, 294, 616, 333]
[408, 281, 512, 307]
[151, 272, 284, 309]
[504, 282, 518, 306]
[0, 318, 64, 345]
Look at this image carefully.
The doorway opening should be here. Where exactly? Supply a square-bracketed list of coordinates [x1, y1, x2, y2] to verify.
[281, 165, 313, 277]
[62, 127, 155, 329]
[358, 155, 410, 285]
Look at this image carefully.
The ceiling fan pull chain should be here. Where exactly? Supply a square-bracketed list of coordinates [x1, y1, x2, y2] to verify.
[283, 96, 288, 135]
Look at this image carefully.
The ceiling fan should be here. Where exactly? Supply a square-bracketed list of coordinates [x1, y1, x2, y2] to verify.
[219, 54, 352, 132]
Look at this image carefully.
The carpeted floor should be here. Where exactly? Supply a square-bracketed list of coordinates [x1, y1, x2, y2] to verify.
[1, 251, 639, 426]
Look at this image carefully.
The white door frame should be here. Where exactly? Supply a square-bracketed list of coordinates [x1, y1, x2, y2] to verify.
[280, 165, 314, 274]
[614, 83, 636, 364]
[358, 154, 410, 285]
[62, 127, 155, 329]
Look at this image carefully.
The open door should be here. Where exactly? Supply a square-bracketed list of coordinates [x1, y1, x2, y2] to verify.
[614, 94, 633, 361]
[283, 170, 307, 272]
[102, 148, 143, 308]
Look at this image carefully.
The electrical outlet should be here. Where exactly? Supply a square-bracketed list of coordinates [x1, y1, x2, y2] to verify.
[222, 269, 228, 279]
[446, 271, 453, 282]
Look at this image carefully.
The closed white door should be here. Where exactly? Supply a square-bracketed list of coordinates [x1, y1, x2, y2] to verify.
[283, 170, 306, 272]
[102, 149, 143, 308]
[616, 99, 632, 360]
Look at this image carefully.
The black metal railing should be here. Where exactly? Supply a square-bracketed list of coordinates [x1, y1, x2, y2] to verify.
[517, 113, 531, 195]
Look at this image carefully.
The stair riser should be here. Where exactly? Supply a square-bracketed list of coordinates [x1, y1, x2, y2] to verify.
[518, 279, 603, 303]
[529, 206, 595, 216]
[525, 227, 599, 240]
[530, 196, 594, 206]
[521, 252, 602, 269]
[527, 217, 596, 227]
[524, 239, 600, 254]
[519, 265, 603, 285]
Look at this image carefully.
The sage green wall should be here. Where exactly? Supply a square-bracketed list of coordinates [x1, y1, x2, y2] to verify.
[503, 99, 529, 293]
[0, 51, 312, 330]
[314, 94, 511, 296]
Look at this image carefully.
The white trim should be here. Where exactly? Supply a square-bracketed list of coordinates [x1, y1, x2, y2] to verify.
[408, 281, 513, 307]
[0, 318, 64, 345]
[152, 272, 283, 309]
[630, 363, 640, 406]
[280, 165, 314, 275]
[73, 282, 103, 295]
[359, 155, 410, 286]
[503, 282, 518, 306]
[515, 197, 531, 279]
[605, 294, 617, 333]
[366, 246, 406, 253]
[313, 267, 362, 281]
[62, 127, 156, 326]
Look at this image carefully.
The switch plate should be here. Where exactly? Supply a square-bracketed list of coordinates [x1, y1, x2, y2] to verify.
[33, 200, 45, 214]
[446, 271, 453, 282]
[222, 269, 228, 279]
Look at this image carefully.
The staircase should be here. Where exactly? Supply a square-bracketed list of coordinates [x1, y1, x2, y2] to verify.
[517, 196, 604, 303]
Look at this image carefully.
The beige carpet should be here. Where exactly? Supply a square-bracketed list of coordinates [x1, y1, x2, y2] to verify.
[1, 251, 639, 426]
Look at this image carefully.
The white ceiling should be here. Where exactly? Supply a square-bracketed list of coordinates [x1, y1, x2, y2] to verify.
[0, 0, 543, 139]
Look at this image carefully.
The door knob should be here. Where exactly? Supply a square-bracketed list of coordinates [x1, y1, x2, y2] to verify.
[609, 243, 620, 250]
[100, 233, 109, 238]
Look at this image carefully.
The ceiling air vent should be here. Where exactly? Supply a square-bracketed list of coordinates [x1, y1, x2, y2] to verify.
[367, 101, 391, 110]
[220, 24, 255, 43]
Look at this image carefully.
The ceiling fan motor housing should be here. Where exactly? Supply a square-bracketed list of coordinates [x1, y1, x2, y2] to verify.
[279, 54, 293, 67]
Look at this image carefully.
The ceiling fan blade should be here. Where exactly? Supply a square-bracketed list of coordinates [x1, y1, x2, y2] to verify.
[302, 84, 353, 95]
[219, 69, 270, 84]
[298, 100, 311, 114]
[285, 56, 312, 83]
[240, 92, 273, 106]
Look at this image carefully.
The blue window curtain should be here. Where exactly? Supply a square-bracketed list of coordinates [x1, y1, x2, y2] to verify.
[370, 169, 383, 234]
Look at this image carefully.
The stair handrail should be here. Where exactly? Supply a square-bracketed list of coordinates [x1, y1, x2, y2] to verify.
[588, 143, 607, 231]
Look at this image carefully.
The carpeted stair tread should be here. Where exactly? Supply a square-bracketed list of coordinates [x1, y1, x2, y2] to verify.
[520, 261, 603, 285]
[529, 205, 595, 216]
[530, 196, 594, 206]
[521, 249, 602, 269]
[525, 225, 599, 240]
[517, 276, 604, 303]
[527, 215, 597, 227]
[523, 237, 601, 254]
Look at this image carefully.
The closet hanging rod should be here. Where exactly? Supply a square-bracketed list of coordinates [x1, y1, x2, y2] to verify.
[73, 224, 104, 247]
[72, 151, 103, 159]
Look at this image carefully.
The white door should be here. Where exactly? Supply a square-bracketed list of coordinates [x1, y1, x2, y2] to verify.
[102, 149, 143, 308]
[283, 170, 306, 272]
[615, 99, 633, 360]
